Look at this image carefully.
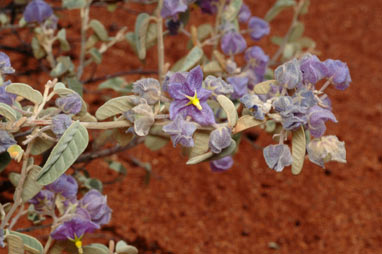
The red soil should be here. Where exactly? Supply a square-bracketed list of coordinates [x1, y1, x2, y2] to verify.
[1, 0, 382, 253]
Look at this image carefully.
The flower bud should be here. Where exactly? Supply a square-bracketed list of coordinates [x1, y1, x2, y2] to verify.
[29, 190, 55, 212]
[80, 189, 112, 226]
[308, 105, 337, 138]
[162, 114, 197, 147]
[210, 156, 234, 172]
[23, 0, 53, 24]
[307, 135, 346, 168]
[161, 0, 188, 18]
[7, 144, 24, 162]
[274, 58, 303, 89]
[227, 76, 249, 100]
[52, 114, 72, 137]
[0, 130, 16, 154]
[0, 52, 15, 74]
[248, 16, 270, 41]
[324, 59, 351, 90]
[238, 4, 251, 23]
[46, 174, 78, 198]
[133, 78, 161, 105]
[204, 75, 233, 98]
[55, 94, 82, 115]
[209, 127, 232, 154]
[263, 144, 292, 172]
[299, 54, 327, 85]
[221, 31, 247, 55]
[0, 81, 17, 105]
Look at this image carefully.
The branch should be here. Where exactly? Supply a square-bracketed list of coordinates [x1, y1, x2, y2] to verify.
[82, 69, 158, 84]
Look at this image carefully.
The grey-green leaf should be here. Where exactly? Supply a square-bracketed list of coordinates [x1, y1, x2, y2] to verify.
[98, 77, 131, 93]
[5, 233, 24, 254]
[233, 115, 264, 133]
[222, 0, 242, 21]
[0, 102, 17, 122]
[116, 241, 139, 254]
[57, 29, 71, 51]
[95, 96, 135, 120]
[216, 95, 238, 127]
[186, 151, 213, 165]
[83, 243, 109, 254]
[253, 80, 276, 94]
[189, 131, 210, 158]
[21, 166, 43, 202]
[89, 19, 109, 41]
[264, 0, 296, 22]
[144, 135, 168, 151]
[37, 121, 89, 185]
[291, 126, 306, 175]
[135, 13, 151, 60]
[6, 83, 43, 105]
[10, 231, 43, 254]
[89, 48, 102, 64]
[62, 0, 86, 9]
[171, 46, 204, 72]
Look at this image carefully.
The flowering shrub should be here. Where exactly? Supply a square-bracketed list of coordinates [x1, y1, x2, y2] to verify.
[0, 0, 350, 253]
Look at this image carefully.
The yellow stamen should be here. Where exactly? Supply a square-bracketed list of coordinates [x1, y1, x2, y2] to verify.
[185, 90, 203, 111]
[74, 235, 83, 254]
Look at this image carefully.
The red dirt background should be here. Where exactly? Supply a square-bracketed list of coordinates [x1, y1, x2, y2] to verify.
[1, 0, 382, 253]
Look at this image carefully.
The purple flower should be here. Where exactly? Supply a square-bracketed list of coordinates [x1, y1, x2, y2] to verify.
[163, 71, 188, 92]
[204, 75, 233, 98]
[0, 81, 16, 106]
[80, 190, 112, 226]
[300, 54, 327, 85]
[263, 144, 292, 172]
[196, 0, 218, 14]
[227, 76, 249, 100]
[56, 94, 82, 115]
[209, 127, 232, 154]
[0, 130, 16, 154]
[248, 16, 270, 41]
[46, 174, 78, 199]
[52, 114, 72, 137]
[43, 14, 58, 30]
[273, 96, 308, 130]
[210, 156, 234, 172]
[245, 46, 269, 82]
[238, 4, 251, 23]
[0, 52, 15, 74]
[274, 58, 302, 89]
[51, 218, 99, 241]
[29, 190, 55, 212]
[220, 31, 247, 55]
[161, 0, 188, 18]
[133, 78, 161, 105]
[162, 114, 197, 147]
[23, 0, 53, 24]
[168, 66, 215, 126]
[308, 105, 337, 138]
[240, 94, 267, 120]
[324, 59, 351, 90]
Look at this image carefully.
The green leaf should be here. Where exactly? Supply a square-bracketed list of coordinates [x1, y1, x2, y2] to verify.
[98, 77, 132, 93]
[134, 13, 151, 60]
[186, 151, 213, 165]
[89, 19, 109, 41]
[233, 115, 264, 133]
[116, 241, 139, 254]
[21, 166, 43, 202]
[189, 131, 210, 158]
[186, 139, 237, 165]
[30, 135, 55, 155]
[144, 135, 168, 151]
[50, 56, 75, 77]
[222, 0, 242, 21]
[203, 60, 223, 74]
[37, 121, 89, 185]
[108, 161, 127, 175]
[253, 80, 277, 94]
[10, 231, 43, 254]
[5, 233, 24, 254]
[84, 178, 103, 192]
[54, 83, 87, 115]
[31, 37, 46, 59]
[171, 46, 204, 72]
[6, 83, 43, 105]
[83, 243, 109, 254]
[289, 21, 304, 42]
[291, 126, 306, 175]
[264, 0, 296, 22]
[0, 152, 11, 173]
[57, 29, 71, 51]
[89, 47, 102, 64]
[95, 96, 135, 120]
[271, 36, 284, 46]
[62, 0, 86, 9]
[0, 102, 17, 122]
[216, 95, 238, 128]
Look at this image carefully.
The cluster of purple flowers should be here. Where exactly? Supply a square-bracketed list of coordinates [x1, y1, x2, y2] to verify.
[29, 174, 111, 247]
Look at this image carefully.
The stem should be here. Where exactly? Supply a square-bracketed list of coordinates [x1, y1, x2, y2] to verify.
[157, 0, 165, 84]
[77, 2, 91, 79]
[43, 236, 53, 254]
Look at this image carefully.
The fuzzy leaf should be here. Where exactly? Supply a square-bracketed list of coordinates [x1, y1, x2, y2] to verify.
[144, 135, 169, 151]
[5, 234, 24, 254]
[21, 166, 43, 202]
[95, 96, 135, 120]
[233, 115, 264, 133]
[62, 0, 86, 9]
[291, 126, 306, 175]
[83, 244, 109, 254]
[186, 151, 213, 165]
[30, 135, 55, 156]
[57, 29, 71, 51]
[31, 37, 46, 59]
[171, 46, 204, 72]
[134, 13, 151, 60]
[253, 80, 276, 94]
[116, 241, 139, 254]
[37, 121, 89, 185]
[189, 131, 210, 158]
[222, 0, 242, 21]
[289, 21, 304, 42]
[108, 161, 127, 175]
[98, 78, 131, 93]
[89, 48, 102, 64]
[0, 103, 17, 122]
[203, 61, 223, 74]
[264, 0, 296, 22]
[216, 95, 238, 127]
[10, 231, 43, 254]
[89, 19, 109, 41]
[6, 83, 43, 105]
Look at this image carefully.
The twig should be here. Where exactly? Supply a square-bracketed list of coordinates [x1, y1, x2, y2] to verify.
[83, 69, 158, 84]
[77, 1, 91, 79]
[157, 0, 165, 84]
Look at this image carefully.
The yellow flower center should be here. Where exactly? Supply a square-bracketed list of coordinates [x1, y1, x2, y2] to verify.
[185, 90, 203, 111]
[73, 235, 83, 254]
